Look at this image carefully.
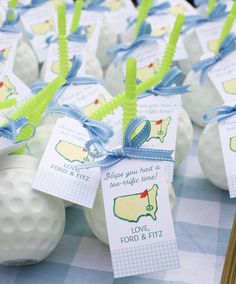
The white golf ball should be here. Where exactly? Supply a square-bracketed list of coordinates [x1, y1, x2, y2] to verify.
[0, 155, 65, 266]
[198, 122, 228, 190]
[14, 38, 39, 86]
[178, 31, 203, 76]
[84, 183, 176, 245]
[97, 19, 119, 69]
[182, 70, 223, 127]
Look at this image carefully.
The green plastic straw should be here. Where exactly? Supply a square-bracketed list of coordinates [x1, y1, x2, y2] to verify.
[58, 5, 70, 77]
[90, 14, 185, 121]
[70, 0, 84, 34]
[208, 0, 216, 16]
[0, 99, 17, 110]
[122, 58, 137, 134]
[216, 1, 236, 52]
[135, 0, 153, 38]
[8, 0, 18, 22]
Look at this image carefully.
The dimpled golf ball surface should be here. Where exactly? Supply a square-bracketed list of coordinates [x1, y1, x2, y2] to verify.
[0, 156, 65, 265]
[198, 122, 228, 190]
[14, 39, 39, 86]
[178, 31, 203, 76]
[182, 70, 223, 127]
[97, 20, 119, 69]
[175, 107, 193, 166]
[84, 184, 176, 245]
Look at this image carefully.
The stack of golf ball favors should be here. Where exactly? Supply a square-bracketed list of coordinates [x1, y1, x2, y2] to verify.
[0, 0, 223, 279]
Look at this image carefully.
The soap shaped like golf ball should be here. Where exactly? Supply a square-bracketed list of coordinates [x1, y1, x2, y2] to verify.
[198, 122, 228, 190]
[84, 184, 176, 245]
[0, 155, 65, 265]
[182, 70, 223, 127]
[178, 31, 203, 76]
[14, 39, 39, 86]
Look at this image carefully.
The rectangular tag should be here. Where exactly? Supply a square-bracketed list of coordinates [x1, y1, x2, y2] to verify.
[0, 33, 21, 71]
[122, 41, 164, 82]
[208, 50, 236, 102]
[147, 14, 188, 60]
[101, 159, 179, 278]
[32, 117, 101, 208]
[165, 0, 198, 16]
[21, 2, 56, 62]
[0, 70, 32, 123]
[43, 41, 87, 81]
[195, 20, 236, 54]
[218, 112, 236, 198]
[138, 95, 181, 181]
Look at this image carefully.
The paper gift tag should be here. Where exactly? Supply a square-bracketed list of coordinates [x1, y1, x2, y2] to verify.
[137, 95, 181, 181]
[20, 2, 56, 62]
[195, 20, 236, 54]
[166, 0, 197, 16]
[147, 14, 188, 61]
[121, 41, 164, 82]
[101, 159, 179, 278]
[43, 41, 87, 81]
[218, 110, 236, 198]
[207, 50, 236, 102]
[65, 10, 103, 55]
[32, 117, 101, 208]
[0, 70, 32, 123]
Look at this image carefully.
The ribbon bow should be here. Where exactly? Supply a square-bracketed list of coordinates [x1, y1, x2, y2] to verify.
[48, 104, 113, 143]
[193, 33, 236, 83]
[108, 22, 163, 65]
[204, 104, 236, 123]
[83, 0, 110, 12]
[138, 67, 189, 98]
[0, 53, 6, 62]
[77, 117, 174, 169]
[17, 0, 48, 13]
[31, 56, 102, 105]
[183, 3, 228, 33]
[0, 9, 33, 38]
[127, 2, 170, 28]
[0, 116, 35, 143]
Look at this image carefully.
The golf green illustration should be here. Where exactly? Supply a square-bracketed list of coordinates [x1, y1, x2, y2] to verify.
[0, 76, 17, 102]
[31, 17, 55, 35]
[230, 137, 236, 152]
[223, 78, 236, 95]
[114, 184, 158, 222]
[82, 95, 107, 115]
[56, 140, 94, 163]
[134, 117, 171, 143]
[137, 60, 159, 81]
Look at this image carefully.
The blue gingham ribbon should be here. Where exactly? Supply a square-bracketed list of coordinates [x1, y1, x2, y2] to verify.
[47, 104, 113, 143]
[193, 33, 236, 83]
[83, 0, 110, 12]
[108, 22, 163, 65]
[193, 0, 207, 6]
[138, 67, 189, 98]
[0, 9, 33, 38]
[204, 104, 236, 123]
[31, 56, 102, 105]
[127, 2, 170, 28]
[0, 116, 35, 143]
[0, 53, 6, 62]
[77, 117, 174, 169]
[183, 4, 228, 33]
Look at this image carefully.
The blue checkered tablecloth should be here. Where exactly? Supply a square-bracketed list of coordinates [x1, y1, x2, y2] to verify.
[0, 125, 235, 284]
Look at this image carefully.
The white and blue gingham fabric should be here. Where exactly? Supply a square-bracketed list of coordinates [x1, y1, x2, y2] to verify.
[0, 125, 235, 284]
